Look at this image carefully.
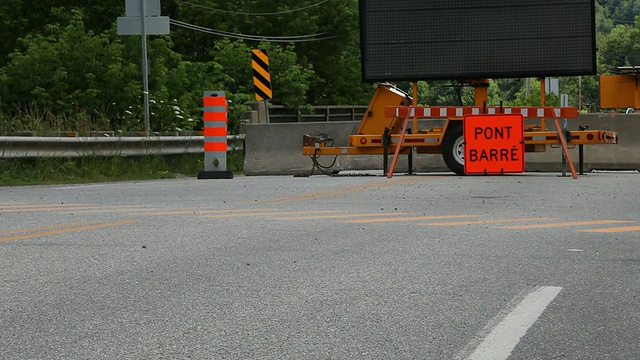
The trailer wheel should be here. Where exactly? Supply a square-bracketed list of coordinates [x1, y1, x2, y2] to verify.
[442, 123, 465, 175]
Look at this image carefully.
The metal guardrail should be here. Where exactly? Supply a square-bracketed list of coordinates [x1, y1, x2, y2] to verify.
[268, 105, 368, 123]
[0, 135, 244, 159]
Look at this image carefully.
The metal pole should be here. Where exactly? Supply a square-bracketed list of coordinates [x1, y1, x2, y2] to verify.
[540, 78, 546, 131]
[264, 99, 270, 123]
[412, 82, 418, 133]
[140, 0, 151, 137]
[578, 76, 583, 112]
[561, 117, 567, 177]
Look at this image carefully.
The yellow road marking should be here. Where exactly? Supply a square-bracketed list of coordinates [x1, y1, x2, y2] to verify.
[0, 221, 137, 243]
[273, 212, 413, 220]
[0, 221, 93, 235]
[205, 210, 344, 218]
[0, 207, 101, 213]
[579, 225, 640, 233]
[136, 211, 215, 216]
[343, 214, 477, 224]
[0, 205, 151, 213]
[158, 206, 222, 211]
[498, 220, 634, 229]
[65, 207, 162, 214]
[420, 217, 557, 226]
[136, 208, 277, 216]
[72, 205, 147, 208]
[254, 176, 444, 205]
[0, 203, 91, 209]
[1, 204, 149, 213]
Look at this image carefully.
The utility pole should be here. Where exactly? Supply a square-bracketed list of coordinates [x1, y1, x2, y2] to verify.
[140, 0, 151, 137]
[579, 76, 583, 112]
[117, 0, 169, 136]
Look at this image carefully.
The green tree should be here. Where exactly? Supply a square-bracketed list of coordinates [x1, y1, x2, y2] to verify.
[169, 0, 369, 105]
[213, 40, 314, 108]
[599, 23, 636, 69]
[558, 76, 600, 112]
[417, 80, 501, 107]
[598, 0, 640, 26]
[0, 9, 140, 129]
[0, 0, 125, 66]
[0, 9, 230, 132]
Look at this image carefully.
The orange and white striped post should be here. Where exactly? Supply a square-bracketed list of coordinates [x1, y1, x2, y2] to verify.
[197, 91, 233, 179]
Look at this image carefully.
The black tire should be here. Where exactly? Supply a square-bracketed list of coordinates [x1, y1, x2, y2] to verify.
[442, 122, 465, 175]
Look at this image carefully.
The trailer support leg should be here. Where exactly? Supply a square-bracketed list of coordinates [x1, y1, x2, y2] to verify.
[383, 127, 390, 176]
[407, 128, 413, 175]
[387, 110, 412, 178]
[550, 108, 578, 179]
[579, 145, 584, 175]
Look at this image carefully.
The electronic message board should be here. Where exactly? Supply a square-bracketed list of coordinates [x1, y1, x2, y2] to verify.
[359, 0, 596, 81]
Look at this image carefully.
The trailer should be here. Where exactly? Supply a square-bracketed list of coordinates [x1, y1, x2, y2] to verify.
[302, 1, 618, 176]
[302, 80, 618, 177]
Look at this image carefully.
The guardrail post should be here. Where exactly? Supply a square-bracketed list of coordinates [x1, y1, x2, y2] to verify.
[198, 91, 234, 179]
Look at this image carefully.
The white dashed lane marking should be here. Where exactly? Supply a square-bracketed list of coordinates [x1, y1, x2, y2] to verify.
[459, 286, 563, 360]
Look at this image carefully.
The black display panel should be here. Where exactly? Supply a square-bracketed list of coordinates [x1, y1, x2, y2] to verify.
[359, 0, 596, 81]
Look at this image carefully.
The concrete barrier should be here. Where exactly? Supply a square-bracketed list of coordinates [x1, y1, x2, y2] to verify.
[244, 114, 640, 175]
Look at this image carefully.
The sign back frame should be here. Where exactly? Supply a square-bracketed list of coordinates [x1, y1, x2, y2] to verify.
[359, 0, 597, 81]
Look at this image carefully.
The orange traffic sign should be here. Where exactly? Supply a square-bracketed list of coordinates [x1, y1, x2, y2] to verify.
[463, 114, 525, 175]
[252, 49, 273, 101]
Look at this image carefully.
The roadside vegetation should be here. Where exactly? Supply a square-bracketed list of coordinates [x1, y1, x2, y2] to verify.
[0, 1, 638, 184]
[0, 151, 243, 186]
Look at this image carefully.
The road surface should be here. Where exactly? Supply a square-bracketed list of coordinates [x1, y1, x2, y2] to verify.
[1, 172, 639, 359]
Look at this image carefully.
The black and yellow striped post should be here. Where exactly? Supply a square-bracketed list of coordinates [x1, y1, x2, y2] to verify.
[251, 49, 272, 123]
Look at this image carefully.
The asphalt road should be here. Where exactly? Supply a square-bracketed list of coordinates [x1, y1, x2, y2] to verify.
[1, 171, 639, 359]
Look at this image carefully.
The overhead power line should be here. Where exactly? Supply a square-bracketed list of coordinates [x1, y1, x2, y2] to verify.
[178, 0, 331, 16]
[169, 19, 335, 42]
[599, 3, 640, 12]
[612, 20, 636, 24]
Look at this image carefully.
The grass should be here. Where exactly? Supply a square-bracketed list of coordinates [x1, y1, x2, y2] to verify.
[0, 105, 114, 136]
[0, 151, 244, 186]
[1, 107, 246, 186]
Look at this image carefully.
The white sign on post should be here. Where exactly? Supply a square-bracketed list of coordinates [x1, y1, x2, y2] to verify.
[125, 0, 161, 16]
[118, 0, 168, 36]
[545, 78, 559, 96]
[117, 0, 170, 137]
[117, 16, 170, 35]
[561, 94, 569, 108]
